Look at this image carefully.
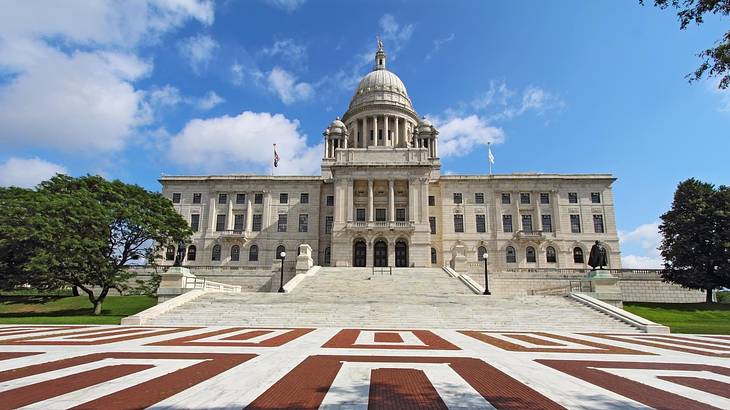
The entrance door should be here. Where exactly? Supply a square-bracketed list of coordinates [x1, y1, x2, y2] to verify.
[395, 240, 408, 267]
[374, 240, 388, 267]
[353, 241, 367, 267]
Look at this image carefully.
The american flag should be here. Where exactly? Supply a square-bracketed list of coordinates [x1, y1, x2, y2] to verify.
[273, 144, 280, 167]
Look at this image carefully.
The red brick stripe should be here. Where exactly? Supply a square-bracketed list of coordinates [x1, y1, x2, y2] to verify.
[503, 334, 565, 346]
[659, 376, 730, 400]
[0, 352, 42, 361]
[585, 334, 730, 357]
[374, 332, 404, 343]
[149, 327, 313, 347]
[323, 329, 459, 350]
[222, 330, 273, 341]
[0, 327, 199, 345]
[462, 331, 649, 355]
[369, 368, 447, 410]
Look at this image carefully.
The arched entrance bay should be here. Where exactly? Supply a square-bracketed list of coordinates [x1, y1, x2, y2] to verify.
[374, 240, 388, 267]
[353, 240, 367, 267]
[395, 239, 408, 267]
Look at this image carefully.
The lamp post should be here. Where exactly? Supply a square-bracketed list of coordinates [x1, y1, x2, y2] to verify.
[277, 251, 286, 293]
[482, 253, 491, 295]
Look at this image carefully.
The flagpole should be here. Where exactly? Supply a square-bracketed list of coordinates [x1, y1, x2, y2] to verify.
[272, 144, 276, 176]
[488, 142, 492, 175]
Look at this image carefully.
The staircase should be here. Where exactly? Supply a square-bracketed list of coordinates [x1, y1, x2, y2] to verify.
[147, 267, 639, 331]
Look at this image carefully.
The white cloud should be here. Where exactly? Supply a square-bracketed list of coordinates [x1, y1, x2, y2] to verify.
[619, 222, 664, 269]
[149, 85, 183, 107]
[168, 111, 321, 175]
[230, 61, 264, 86]
[430, 114, 505, 158]
[178, 34, 218, 74]
[472, 80, 515, 110]
[196, 91, 224, 110]
[379, 14, 414, 58]
[260, 38, 307, 63]
[425, 33, 455, 61]
[262, 0, 306, 12]
[267, 67, 313, 104]
[0, 157, 67, 188]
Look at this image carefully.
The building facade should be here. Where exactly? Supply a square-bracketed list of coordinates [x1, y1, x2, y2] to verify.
[161, 44, 621, 272]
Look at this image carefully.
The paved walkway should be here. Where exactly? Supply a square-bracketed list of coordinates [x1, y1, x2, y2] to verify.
[1, 325, 729, 409]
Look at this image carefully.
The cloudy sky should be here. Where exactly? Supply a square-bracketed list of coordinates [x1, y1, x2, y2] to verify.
[0, 1, 728, 268]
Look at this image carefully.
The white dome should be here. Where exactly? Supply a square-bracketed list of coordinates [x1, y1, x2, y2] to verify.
[347, 69, 413, 112]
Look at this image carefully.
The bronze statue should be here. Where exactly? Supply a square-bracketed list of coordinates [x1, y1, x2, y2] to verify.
[173, 240, 186, 267]
[588, 241, 608, 270]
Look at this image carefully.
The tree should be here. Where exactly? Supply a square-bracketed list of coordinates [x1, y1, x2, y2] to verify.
[659, 178, 730, 302]
[641, 1, 730, 89]
[0, 175, 191, 314]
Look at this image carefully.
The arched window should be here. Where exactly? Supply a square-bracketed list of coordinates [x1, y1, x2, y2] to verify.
[324, 247, 331, 265]
[249, 245, 258, 261]
[186, 245, 196, 261]
[477, 246, 487, 261]
[231, 245, 240, 261]
[212, 244, 221, 261]
[526, 246, 536, 263]
[165, 246, 175, 261]
[276, 245, 286, 260]
[546, 246, 557, 263]
[431, 247, 437, 264]
[573, 247, 584, 263]
[506, 246, 516, 263]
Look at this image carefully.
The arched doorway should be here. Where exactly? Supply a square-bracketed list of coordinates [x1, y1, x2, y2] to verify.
[395, 240, 408, 267]
[374, 240, 388, 267]
[353, 240, 367, 267]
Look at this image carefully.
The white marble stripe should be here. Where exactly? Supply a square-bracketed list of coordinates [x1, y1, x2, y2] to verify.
[354, 331, 426, 346]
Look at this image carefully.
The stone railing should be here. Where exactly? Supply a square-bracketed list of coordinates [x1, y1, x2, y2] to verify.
[347, 221, 415, 231]
[514, 230, 544, 240]
[465, 264, 663, 279]
[181, 275, 241, 292]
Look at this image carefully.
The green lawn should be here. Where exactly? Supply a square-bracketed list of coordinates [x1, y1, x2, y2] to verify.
[0, 295, 156, 325]
[624, 302, 730, 334]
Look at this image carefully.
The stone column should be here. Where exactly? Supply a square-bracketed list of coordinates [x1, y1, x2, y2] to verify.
[434, 137, 438, 157]
[366, 239, 374, 267]
[408, 177, 417, 222]
[208, 196, 216, 231]
[373, 115, 379, 146]
[388, 239, 395, 267]
[536, 193, 543, 231]
[388, 179, 395, 222]
[395, 117, 400, 147]
[246, 195, 253, 234]
[364, 117, 369, 147]
[367, 178, 374, 222]
[262, 190, 271, 229]
[384, 115, 389, 147]
[552, 189, 560, 234]
[347, 178, 354, 222]
[421, 178, 429, 223]
[226, 198, 234, 230]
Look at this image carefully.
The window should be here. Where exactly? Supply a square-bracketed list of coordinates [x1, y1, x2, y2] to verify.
[249, 245, 258, 261]
[236, 193, 246, 204]
[218, 193, 227, 204]
[475, 193, 485, 204]
[324, 247, 331, 265]
[570, 214, 581, 233]
[326, 195, 334, 206]
[428, 195, 435, 206]
[478, 246, 487, 261]
[522, 215, 533, 232]
[233, 214, 244, 232]
[172, 193, 181, 203]
[526, 246, 536, 263]
[568, 192, 578, 204]
[216, 214, 226, 232]
[540, 193, 550, 204]
[375, 208, 386, 222]
[546, 246, 557, 263]
[300, 193, 309, 204]
[231, 245, 240, 261]
[573, 247, 584, 263]
[591, 192, 601, 204]
[192, 193, 202, 204]
[542, 215, 553, 233]
[395, 208, 406, 222]
[502, 215, 513, 233]
[429, 217, 436, 234]
[325, 216, 333, 234]
[254, 193, 263, 204]
[190, 214, 200, 232]
[212, 244, 221, 261]
[299, 214, 308, 232]
[356, 208, 366, 222]
[252, 214, 262, 232]
[431, 248, 437, 264]
[506, 246, 516, 263]
[276, 245, 285, 259]
[476, 214, 486, 233]
[165, 246, 175, 261]
[277, 214, 288, 232]
[453, 192, 462, 204]
[520, 193, 531, 204]
[279, 193, 288, 204]
[453, 214, 464, 232]
[593, 214, 605, 233]
[187, 245, 196, 261]
[501, 193, 511, 204]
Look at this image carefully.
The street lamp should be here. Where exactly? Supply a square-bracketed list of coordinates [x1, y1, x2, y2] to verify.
[277, 251, 286, 293]
[482, 253, 491, 295]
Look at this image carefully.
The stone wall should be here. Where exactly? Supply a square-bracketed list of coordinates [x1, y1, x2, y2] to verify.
[618, 279, 706, 303]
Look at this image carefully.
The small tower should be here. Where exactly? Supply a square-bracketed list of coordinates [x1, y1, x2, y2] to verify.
[375, 38, 386, 70]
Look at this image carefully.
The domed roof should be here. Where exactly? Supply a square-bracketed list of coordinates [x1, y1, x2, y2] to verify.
[330, 117, 346, 128]
[345, 44, 415, 114]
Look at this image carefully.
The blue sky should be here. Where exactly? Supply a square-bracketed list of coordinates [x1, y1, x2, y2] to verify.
[0, 0, 728, 267]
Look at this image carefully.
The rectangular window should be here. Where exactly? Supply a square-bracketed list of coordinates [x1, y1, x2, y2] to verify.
[192, 193, 202, 204]
[570, 214, 581, 233]
[218, 193, 227, 204]
[252, 214, 262, 231]
[568, 192, 578, 204]
[277, 214, 288, 232]
[375, 208, 386, 222]
[254, 193, 263, 204]
[236, 193, 246, 204]
[476, 214, 486, 233]
[172, 193, 181, 203]
[453, 192, 462, 204]
[429, 217, 436, 234]
[542, 214, 553, 233]
[279, 193, 288, 204]
[234, 214, 244, 232]
[190, 214, 200, 232]
[591, 192, 601, 204]
[428, 195, 435, 206]
[396, 208, 406, 222]
[325, 216, 333, 234]
[502, 215, 513, 233]
[501, 193, 511, 204]
[475, 193, 485, 204]
[356, 208, 366, 222]
[593, 214, 605, 233]
[540, 193, 550, 204]
[522, 215, 533, 232]
[299, 214, 308, 232]
[216, 214, 226, 232]
[520, 193, 531, 204]
[300, 193, 309, 204]
[326, 195, 334, 206]
[453, 214, 464, 233]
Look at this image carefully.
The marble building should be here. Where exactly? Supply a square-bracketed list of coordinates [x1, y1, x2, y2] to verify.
[161, 44, 621, 272]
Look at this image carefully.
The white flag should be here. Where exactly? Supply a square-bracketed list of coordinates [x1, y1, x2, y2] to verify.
[488, 144, 495, 164]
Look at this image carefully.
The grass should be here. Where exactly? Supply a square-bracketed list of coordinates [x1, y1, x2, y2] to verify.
[624, 302, 730, 334]
[0, 294, 156, 325]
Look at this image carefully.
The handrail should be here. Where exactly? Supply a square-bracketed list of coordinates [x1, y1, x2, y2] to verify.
[372, 266, 392, 276]
[181, 275, 241, 293]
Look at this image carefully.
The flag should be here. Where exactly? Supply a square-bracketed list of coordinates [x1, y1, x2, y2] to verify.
[273, 144, 280, 167]
[488, 143, 495, 164]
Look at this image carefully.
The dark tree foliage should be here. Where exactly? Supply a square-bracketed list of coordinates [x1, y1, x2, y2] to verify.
[641, 0, 730, 88]
[659, 178, 730, 302]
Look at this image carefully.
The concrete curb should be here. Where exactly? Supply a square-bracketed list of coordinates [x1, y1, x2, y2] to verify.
[121, 289, 206, 325]
[570, 292, 670, 334]
[283, 266, 321, 293]
[442, 266, 482, 295]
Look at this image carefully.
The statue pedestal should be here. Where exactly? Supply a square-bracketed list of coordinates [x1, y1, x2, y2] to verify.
[157, 266, 196, 303]
[451, 244, 467, 273]
[584, 269, 623, 308]
[296, 244, 314, 272]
